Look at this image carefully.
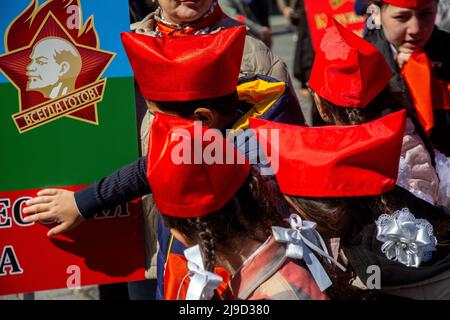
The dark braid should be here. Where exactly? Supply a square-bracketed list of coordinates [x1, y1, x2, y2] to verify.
[195, 218, 217, 272]
[160, 167, 284, 270]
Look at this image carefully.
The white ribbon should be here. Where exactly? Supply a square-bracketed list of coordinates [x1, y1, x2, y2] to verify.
[182, 245, 223, 300]
[376, 208, 437, 268]
[272, 214, 346, 292]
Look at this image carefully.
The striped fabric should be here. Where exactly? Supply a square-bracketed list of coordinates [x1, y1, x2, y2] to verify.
[229, 237, 328, 300]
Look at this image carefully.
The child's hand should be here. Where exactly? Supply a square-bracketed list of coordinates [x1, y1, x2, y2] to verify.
[23, 189, 85, 237]
[397, 47, 414, 69]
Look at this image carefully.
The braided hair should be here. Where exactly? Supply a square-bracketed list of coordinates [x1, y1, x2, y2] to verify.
[194, 217, 217, 272]
[160, 167, 284, 272]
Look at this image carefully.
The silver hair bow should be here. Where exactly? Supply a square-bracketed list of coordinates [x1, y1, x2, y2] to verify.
[376, 208, 437, 268]
[183, 245, 223, 300]
[272, 214, 346, 292]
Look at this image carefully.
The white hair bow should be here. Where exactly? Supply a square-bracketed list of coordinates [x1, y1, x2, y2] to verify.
[272, 214, 346, 292]
[376, 208, 437, 268]
[182, 245, 223, 300]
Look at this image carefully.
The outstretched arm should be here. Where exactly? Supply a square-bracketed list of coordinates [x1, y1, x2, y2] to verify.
[23, 156, 150, 236]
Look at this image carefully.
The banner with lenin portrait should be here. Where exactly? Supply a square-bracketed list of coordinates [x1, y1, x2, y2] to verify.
[0, 0, 145, 295]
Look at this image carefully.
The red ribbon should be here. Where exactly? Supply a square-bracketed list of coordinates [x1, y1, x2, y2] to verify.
[156, 5, 225, 37]
[402, 51, 450, 135]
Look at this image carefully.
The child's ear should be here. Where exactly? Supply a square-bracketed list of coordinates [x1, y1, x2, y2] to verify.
[192, 107, 215, 127]
[312, 92, 334, 124]
[170, 228, 192, 247]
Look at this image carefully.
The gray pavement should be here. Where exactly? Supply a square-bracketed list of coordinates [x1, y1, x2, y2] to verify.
[270, 15, 302, 90]
[0, 286, 99, 300]
[270, 15, 314, 125]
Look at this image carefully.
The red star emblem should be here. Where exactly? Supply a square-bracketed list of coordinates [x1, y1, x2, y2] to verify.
[0, 12, 114, 133]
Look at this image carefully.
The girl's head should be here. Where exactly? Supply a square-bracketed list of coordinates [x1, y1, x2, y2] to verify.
[372, 0, 438, 52]
[148, 113, 281, 271]
[284, 195, 361, 239]
[162, 167, 281, 271]
[312, 87, 401, 125]
[248, 111, 407, 239]
[308, 20, 394, 123]
[287, 185, 450, 243]
[284, 188, 406, 240]
[157, 0, 214, 24]
[121, 26, 246, 129]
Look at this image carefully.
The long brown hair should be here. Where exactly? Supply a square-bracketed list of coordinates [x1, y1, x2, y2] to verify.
[286, 186, 450, 244]
[160, 167, 284, 272]
[286, 186, 450, 299]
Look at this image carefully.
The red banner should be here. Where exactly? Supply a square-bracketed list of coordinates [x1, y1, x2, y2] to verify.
[304, 0, 365, 51]
[0, 186, 145, 295]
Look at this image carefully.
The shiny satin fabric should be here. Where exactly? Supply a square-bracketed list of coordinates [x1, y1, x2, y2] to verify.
[402, 51, 450, 135]
[376, 208, 437, 268]
[272, 214, 346, 292]
[184, 245, 223, 300]
[248, 110, 406, 197]
[120, 26, 246, 101]
[308, 20, 392, 108]
[164, 253, 230, 300]
[383, 0, 429, 9]
[147, 112, 250, 218]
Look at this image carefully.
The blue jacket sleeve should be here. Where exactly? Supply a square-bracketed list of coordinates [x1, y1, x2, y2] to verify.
[74, 156, 151, 220]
